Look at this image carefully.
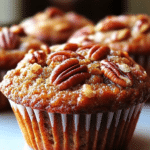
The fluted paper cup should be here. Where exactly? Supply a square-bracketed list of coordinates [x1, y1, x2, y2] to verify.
[9, 100, 144, 150]
[0, 70, 10, 110]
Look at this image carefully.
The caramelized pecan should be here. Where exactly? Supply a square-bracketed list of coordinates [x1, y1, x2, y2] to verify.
[45, 7, 64, 18]
[135, 20, 150, 33]
[111, 28, 131, 41]
[26, 49, 47, 66]
[131, 64, 147, 80]
[10, 25, 25, 35]
[40, 44, 51, 54]
[48, 50, 84, 62]
[0, 27, 20, 49]
[50, 58, 90, 90]
[100, 60, 133, 87]
[88, 45, 110, 61]
[95, 17, 127, 31]
[63, 43, 79, 51]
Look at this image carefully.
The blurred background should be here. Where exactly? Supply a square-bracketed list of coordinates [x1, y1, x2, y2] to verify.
[1, 0, 150, 26]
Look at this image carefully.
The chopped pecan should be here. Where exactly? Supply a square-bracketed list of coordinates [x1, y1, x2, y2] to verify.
[100, 60, 133, 87]
[131, 64, 147, 80]
[50, 58, 90, 90]
[111, 28, 131, 41]
[48, 50, 84, 62]
[40, 44, 51, 54]
[88, 45, 110, 61]
[26, 49, 47, 66]
[0, 27, 20, 49]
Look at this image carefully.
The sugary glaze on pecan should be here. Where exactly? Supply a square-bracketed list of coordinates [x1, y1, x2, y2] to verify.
[19, 7, 94, 45]
[0, 26, 47, 69]
[68, 14, 150, 55]
[0, 43, 149, 113]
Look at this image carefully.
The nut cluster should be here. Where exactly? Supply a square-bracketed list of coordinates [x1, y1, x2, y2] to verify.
[23, 42, 147, 90]
[50, 58, 90, 90]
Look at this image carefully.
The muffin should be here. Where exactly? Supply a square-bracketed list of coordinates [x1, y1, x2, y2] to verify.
[68, 14, 150, 76]
[0, 43, 149, 150]
[0, 26, 47, 110]
[18, 7, 94, 45]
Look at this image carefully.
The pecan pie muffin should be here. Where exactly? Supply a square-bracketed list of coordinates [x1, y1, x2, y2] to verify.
[68, 14, 150, 76]
[0, 43, 149, 150]
[0, 26, 46, 110]
[18, 7, 94, 45]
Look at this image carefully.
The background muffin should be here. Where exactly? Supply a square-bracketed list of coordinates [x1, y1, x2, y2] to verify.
[68, 14, 150, 76]
[0, 26, 47, 110]
[18, 7, 94, 45]
[0, 43, 149, 149]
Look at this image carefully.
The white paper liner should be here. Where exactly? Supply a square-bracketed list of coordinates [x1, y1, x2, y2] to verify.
[9, 100, 144, 150]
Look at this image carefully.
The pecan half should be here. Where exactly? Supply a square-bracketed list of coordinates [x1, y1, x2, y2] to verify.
[10, 25, 25, 35]
[26, 49, 47, 66]
[63, 43, 79, 51]
[45, 7, 64, 18]
[50, 58, 90, 90]
[100, 60, 133, 87]
[0, 27, 20, 49]
[95, 17, 127, 31]
[48, 50, 84, 62]
[88, 45, 110, 61]
[111, 28, 131, 41]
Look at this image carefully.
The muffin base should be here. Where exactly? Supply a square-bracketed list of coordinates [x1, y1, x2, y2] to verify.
[9, 100, 144, 150]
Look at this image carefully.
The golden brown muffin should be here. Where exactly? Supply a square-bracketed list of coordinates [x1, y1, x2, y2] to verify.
[19, 7, 94, 45]
[68, 14, 150, 76]
[0, 26, 47, 110]
[0, 43, 149, 149]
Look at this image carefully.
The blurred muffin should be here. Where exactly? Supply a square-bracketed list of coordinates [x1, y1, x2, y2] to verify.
[18, 7, 94, 45]
[68, 14, 150, 76]
[0, 26, 47, 110]
[0, 43, 149, 149]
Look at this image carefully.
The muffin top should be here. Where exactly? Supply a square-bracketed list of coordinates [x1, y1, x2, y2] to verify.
[68, 14, 150, 55]
[0, 43, 149, 114]
[19, 7, 94, 45]
[0, 26, 47, 69]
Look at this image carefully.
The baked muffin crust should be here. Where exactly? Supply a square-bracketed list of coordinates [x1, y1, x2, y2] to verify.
[19, 7, 94, 45]
[0, 43, 149, 113]
[68, 14, 150, 55]
[0, 26, 47, 69]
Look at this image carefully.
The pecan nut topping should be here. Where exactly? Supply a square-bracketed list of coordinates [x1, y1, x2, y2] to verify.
[95, 17, 127, 32]
[88, 45, 110, 61]
[0, 27, 20, 49]
[45, 7, 64, 18]
[111, 28, 131, 41]
[100, 60, 133, 87]
[63, 43, 79, 51]
[26, 50, 47, 66]
[48, 50, 84, 62]
[50, 58, 90, 90]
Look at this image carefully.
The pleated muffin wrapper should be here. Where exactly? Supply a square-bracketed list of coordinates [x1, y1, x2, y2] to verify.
[9, 100, 144, 150]
[0, 70, 10, 111]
